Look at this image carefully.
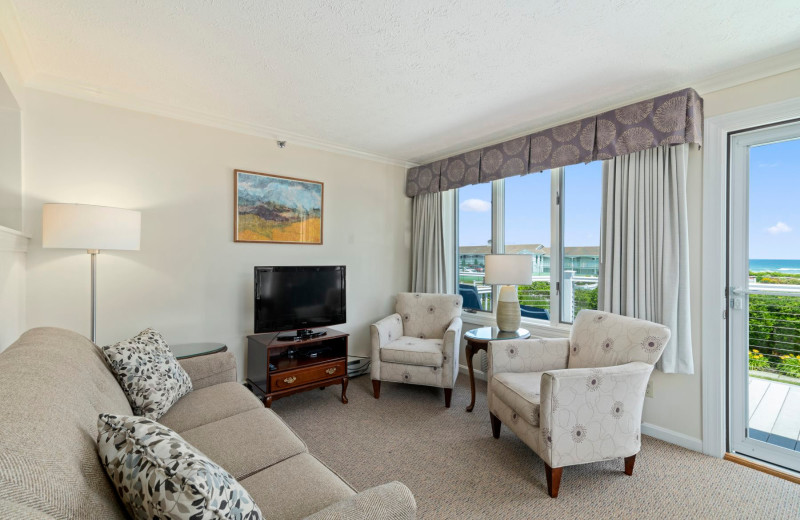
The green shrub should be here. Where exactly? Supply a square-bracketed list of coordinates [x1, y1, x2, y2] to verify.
[778, 354, 800, 378]
[749, 350, 770, 371]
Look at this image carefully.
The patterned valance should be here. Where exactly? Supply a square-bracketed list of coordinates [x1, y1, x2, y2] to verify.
[405, 87, 703, 197]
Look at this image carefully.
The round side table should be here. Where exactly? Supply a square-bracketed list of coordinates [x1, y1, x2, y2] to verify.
[170, 342, 227, 360]
[464, 327, 530, 412]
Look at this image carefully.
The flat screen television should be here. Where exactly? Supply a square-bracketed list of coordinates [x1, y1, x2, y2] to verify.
[254, 265, 346, 336]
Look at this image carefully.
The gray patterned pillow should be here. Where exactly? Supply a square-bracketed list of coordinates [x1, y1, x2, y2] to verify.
[97, 414, 263, 520]
[102, 328, 192, 419]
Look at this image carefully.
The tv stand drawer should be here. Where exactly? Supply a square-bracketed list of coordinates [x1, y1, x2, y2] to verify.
[270, 360, 346, 391]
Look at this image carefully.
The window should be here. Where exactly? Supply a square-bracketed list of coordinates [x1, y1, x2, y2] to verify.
[458, 182, 493, 311]
[456, 162, 602, 325]
[561, 162, 602, 322]
[505, 172, 552, 321]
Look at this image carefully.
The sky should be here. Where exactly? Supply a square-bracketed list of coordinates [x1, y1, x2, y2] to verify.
[458, 162, 602, 248]
[749, 138, 800, 260]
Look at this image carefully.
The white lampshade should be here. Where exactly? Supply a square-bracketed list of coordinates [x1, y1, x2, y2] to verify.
[484, 254, 532, 285]
[42, 203, 141, 251]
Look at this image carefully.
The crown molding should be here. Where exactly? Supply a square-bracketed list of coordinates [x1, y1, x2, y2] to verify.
[0, 0, 34, 82]
[26, 74, 416, 168]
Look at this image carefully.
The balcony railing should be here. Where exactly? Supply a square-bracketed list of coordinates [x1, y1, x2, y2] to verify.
[749, 293, 800, 385]
[459, 272, 598, 322]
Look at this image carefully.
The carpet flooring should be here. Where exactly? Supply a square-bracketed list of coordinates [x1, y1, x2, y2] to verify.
[272, 375, 800, 519]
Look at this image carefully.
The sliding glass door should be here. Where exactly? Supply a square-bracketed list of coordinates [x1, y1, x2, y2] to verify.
[728, 120, 800, 472]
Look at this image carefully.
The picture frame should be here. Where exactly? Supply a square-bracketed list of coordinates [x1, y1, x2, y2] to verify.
[234, 169, 323, 245]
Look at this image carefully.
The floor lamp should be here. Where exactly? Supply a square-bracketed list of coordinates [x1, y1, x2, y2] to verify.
[42, 203, 141, 343]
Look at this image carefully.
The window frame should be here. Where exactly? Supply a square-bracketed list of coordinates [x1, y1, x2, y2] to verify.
[456, 164, 599, 332]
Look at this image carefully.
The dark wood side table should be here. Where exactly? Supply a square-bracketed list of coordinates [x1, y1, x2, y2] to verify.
[170, 342, 227, 360]
[464, 327, 530, 412]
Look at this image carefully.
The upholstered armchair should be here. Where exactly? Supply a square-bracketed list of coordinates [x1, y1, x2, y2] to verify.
[370, 293, 463, 407]
[487, 310, 671, 497]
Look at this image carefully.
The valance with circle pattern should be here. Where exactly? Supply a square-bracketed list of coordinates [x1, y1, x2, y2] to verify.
[405, 87, 703, 197]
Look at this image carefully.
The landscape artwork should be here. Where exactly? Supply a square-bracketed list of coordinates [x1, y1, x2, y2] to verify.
[234, 170, 323, 244]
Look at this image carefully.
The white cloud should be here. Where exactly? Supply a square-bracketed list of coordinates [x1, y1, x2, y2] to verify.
[767, 221, 792, 235]
[460, 198, 491, 212]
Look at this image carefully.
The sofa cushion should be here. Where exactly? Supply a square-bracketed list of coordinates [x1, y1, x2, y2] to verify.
[102, 328, 193, 419]
[240, 453, 355, 520]
[181, 408, 307, 480]
[491, 371, 543, 426]
[159, 382, 263, 433]
[380, 337, 443, 367]
[97, 414, 262, 520]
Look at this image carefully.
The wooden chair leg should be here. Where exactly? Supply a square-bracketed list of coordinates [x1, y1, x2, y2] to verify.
[624, 454, 636, 476]
[544, 464, 562, 498]
[444, 388, 452, 408]
[490, 412, 501, 438]
[372, 379, 381, 399]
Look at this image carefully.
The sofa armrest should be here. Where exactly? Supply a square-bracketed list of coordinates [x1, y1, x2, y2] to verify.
[488, 338, 570, 378]
[178, 351, 237, 390]
[303, 482, 416, 520]
[538, 361, 653, 468]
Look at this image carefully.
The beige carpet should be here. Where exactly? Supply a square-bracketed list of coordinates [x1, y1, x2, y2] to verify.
[272, 375, 800, 519]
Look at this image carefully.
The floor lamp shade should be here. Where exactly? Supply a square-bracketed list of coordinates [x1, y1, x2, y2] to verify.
[484, 254, 533, 332]
[42, 203, 141, 343]
[42, 204, 141, 250]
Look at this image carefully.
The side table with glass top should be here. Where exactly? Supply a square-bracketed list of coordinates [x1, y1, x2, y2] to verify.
[170, 342, 227, 360]
[464, 327, 530, 412]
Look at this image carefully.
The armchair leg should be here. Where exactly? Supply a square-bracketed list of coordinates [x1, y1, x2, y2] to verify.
[544, 464, 562, 498]
[624, 454, 636, 476]
[490, 412, 501, 438]
[372, 379, 381, 399]
[444, 388, 452, 408]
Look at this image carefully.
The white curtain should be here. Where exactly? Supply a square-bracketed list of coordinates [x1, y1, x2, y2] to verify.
[411, 192, 452, 294]
[599, 144, 694, 374]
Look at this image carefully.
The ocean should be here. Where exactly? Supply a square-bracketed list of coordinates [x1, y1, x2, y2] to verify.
[750, 259, 800, 274]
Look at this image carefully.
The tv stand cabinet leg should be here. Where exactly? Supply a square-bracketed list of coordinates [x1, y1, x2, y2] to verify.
[341, 377, 349, 404]
[264, 395, 273, 408]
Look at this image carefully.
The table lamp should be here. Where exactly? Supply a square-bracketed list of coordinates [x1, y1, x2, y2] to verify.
[42, 203, 141, 343]
[484, 254, 533, 332]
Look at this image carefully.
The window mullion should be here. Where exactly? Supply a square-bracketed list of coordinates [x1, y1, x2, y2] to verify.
[550, 168, 563, 325]
[492, 179, 505, 311]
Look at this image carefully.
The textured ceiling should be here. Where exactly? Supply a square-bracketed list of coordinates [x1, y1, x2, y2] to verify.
[7, 0, 800, 163]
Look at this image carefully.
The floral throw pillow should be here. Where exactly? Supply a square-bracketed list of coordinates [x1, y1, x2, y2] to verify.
[97, 414, 262, 520]
[102, 328, 192, 419]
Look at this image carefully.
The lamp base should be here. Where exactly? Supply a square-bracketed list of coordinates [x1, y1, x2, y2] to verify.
[496, 285, 521, 332]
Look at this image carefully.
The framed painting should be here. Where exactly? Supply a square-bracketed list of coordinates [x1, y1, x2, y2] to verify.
[234, 169, 323, 244]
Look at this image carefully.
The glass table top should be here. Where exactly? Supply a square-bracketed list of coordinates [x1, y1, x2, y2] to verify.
[169, 342, 227, 359]
[464, 327, 530, 342]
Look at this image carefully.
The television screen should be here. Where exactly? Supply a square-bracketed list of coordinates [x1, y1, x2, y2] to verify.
[254, 265, 346, 333]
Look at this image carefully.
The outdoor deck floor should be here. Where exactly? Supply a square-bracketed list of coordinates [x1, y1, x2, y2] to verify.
[749, 377, 800, 450]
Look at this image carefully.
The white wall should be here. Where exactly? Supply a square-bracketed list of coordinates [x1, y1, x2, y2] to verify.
[0, 226, 28, 351]
[22, 90, 411, 381]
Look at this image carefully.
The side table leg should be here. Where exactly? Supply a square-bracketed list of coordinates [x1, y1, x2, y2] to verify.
[466, 341, 477, 412]
[341, 377, 349, 404]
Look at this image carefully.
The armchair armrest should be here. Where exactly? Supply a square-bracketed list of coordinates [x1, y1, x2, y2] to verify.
[488, 338, 570, 378]
[178, 351, 237, 390]
[371, 313, 403, 348]
[370, 313, 403, 380]
[303, 481, 416, 520]
[538, 361, 653, 468]
[442, 317, 462, 388]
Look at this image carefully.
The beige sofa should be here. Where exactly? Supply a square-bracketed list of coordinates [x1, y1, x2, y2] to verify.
[0, 327, 416, 519]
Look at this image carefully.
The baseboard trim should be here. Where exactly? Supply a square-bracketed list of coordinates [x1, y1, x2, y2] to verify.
[724, 453, 800, 485]
[641, 422, 703, 453]
[458, 364, 486, 382]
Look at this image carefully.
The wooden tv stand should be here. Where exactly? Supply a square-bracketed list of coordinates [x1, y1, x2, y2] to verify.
[245, 328, 349, 407]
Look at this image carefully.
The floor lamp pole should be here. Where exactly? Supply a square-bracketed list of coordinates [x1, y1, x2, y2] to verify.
[89, 249, 98, 343]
